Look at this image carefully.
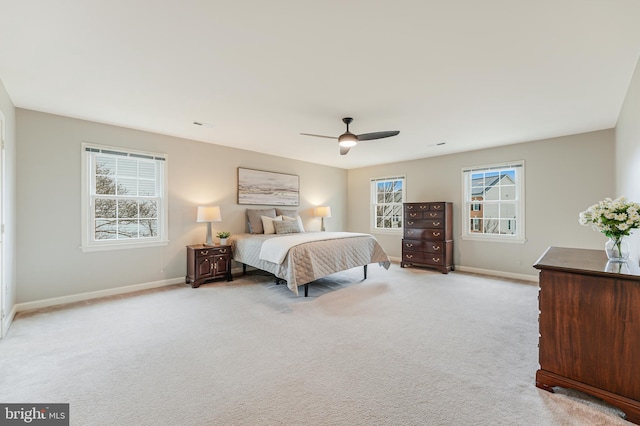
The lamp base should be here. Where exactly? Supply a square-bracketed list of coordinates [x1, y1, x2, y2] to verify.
[204, 222, 214, 246]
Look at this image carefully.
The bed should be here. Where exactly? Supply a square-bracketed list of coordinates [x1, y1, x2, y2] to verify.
[229, 231, 391, 296]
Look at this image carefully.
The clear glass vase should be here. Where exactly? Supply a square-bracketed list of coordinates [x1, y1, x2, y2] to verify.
[605, 236, 630, 262]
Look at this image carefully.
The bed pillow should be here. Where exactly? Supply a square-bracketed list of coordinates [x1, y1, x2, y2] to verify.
[262, 215, 283, 235]
[283, 215, 305, 232]
[276, 208, 298, 217]
[274, 220, 302, 234]
[247, 208, 277, 234]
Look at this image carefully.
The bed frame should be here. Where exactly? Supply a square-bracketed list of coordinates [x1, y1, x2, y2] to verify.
[241, 263, 368, 297]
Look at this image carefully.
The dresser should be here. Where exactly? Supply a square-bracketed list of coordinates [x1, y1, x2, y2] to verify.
[534, 247, 640, 424]
[186, 245, 233, 288]
[401, 202, 453, 273]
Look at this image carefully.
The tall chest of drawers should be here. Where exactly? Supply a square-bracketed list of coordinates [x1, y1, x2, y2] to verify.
[401, 202, 453, 273]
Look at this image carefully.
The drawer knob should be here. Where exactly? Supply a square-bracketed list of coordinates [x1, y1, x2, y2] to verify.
[201, 250, 209, 255]
[433, 246, 440, 250]
[433, 232, 441, 237]
[429, 213, 437, 217]
[432, 257, 440, 262]
[406, 243, 413, 248]
[220, 248, 227, 253]
[433, 222, 440, 226]
[420, 205, 427, 209]
[407, 221, 414, 225]
[406, 254, 413, 259]
[410, 213, 418, 217]
[434, 205, 442, 209]
[407, 206, 414, 209]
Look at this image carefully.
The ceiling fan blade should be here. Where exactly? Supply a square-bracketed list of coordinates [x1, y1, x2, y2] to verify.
[356, 130, 400, 141]
[300, 132, 337, 140]
[339, 145, 351, 155]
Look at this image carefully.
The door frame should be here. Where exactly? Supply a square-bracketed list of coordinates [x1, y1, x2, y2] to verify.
[0, 111, 5, 337]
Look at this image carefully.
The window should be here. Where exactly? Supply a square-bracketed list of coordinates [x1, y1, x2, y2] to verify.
[462, 161, 525, 242]
[81, 144, 168, 251]
[371, 176, 405, 232]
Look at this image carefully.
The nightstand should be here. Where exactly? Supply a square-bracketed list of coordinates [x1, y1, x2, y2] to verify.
[185, 244, 233, 288]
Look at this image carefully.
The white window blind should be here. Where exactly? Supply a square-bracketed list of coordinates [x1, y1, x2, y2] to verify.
[82, 144, 168, 251]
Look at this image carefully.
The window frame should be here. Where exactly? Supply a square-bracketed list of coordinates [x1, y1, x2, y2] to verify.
[370, 175, 406, 235]
[81, 143, 169, 252]
[461, 161, 525, 243]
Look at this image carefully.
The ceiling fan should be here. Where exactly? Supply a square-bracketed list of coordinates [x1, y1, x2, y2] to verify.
[301, 117, 400, 155]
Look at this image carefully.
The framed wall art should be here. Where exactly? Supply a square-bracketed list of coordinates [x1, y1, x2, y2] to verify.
[237, 167, 300, 206]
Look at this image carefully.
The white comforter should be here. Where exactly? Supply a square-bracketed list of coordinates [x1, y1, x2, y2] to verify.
[259, 232, 370, 264]
[229, 232, 391, 296]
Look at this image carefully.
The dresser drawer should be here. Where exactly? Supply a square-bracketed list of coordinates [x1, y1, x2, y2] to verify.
[404, 228, 446, 241]
[404, 203, 430, 212]
[423, 210, 444, 219]
[402, 251, 425, 263]
[402, 239, 425, 251]
[405, 219, 444, 229]
[424, 242, 445, 253]
[421, 254, 446, 266]
[405, 219, 426, 228]
[402, 251, 445, 265]
[405, 211, 424, 219]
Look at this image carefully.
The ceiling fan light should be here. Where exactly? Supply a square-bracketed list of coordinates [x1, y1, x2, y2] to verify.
[338, 132, 358, 147]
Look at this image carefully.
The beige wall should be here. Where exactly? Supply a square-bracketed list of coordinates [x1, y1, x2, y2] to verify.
[0, 79, 17, 334]
[12, 52, 639, 304]
[16, 109, 347, 303]
[348, 130, 615, 279]
[616, 55, 640, 262]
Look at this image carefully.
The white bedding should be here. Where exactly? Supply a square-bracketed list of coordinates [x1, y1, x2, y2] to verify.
[230, 232, 390, 296]
[259, 232, 370, 264]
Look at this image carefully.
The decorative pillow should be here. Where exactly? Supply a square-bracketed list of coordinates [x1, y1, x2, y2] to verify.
[261, 215, 283, 235]
[283, 215, 305, 232]
[276, 208, 298, 217]
[274, 220, 302, 234]
[247, 208, 276, 234]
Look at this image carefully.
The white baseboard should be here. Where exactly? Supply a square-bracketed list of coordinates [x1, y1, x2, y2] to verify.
[2, 304, 17, 336]
[391, 256, 538, 283]
[12, 263, 538, 315]
[15, 277, 185, 313]
[455, 265, 539, 283]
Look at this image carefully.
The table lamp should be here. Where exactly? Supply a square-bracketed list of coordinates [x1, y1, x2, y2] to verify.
[314, 206, 331, 231]
[197, 206, 222, 246]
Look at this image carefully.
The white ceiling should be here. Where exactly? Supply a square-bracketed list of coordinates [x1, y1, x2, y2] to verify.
[1, 1, 640, 169]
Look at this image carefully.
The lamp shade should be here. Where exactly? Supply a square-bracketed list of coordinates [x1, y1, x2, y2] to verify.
[196, 206, 222, 222]
[314, 206, 332, 218]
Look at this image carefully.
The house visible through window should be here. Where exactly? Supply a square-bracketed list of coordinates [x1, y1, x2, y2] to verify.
[81, 144, 168, 251]
[462, 161, 525, 242]
[371, 176, 405, 232]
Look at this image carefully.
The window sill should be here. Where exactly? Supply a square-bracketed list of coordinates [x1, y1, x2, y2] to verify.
[460, 235, 527, 244]
[369, 228, 403, 236]
[81, 240, 169, 252]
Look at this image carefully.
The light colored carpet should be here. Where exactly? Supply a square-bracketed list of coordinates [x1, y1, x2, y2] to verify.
[0, 264, 631, 425]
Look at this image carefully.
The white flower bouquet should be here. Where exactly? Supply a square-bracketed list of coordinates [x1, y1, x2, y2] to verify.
[579, 196, 640, 239]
